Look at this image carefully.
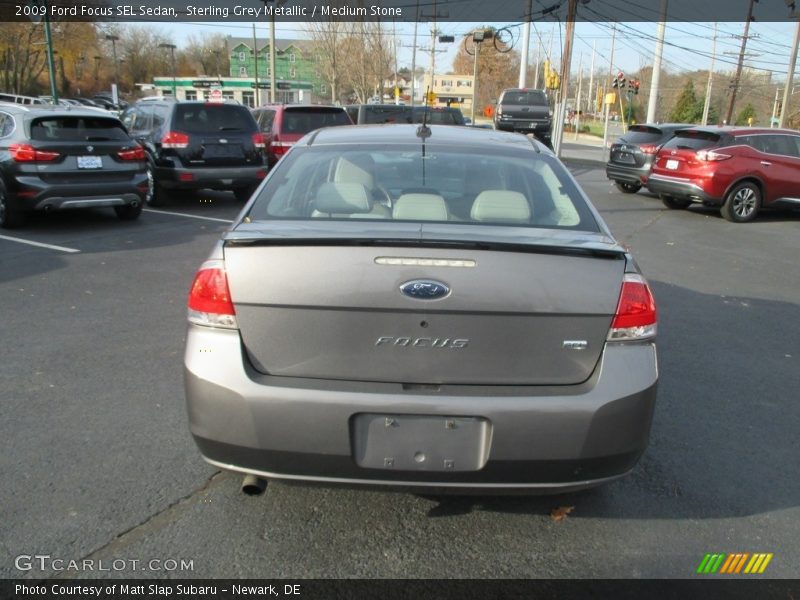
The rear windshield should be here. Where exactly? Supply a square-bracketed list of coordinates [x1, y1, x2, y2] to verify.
[31, 117, 129, 141]
[360, 106, 413, 124]
[620, 126, 664, 145]
[173, 104, 257, 133]
[412, 108, 464, 125]
[280, 108, 351, 134]
[662, 130, 721, 151]
[246, 145, 599, 232]
[501, 91, 548, 106]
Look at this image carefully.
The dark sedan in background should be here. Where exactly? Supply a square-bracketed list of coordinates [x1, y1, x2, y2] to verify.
[184, 124, 659, 494]
[606, 123, 689, 194]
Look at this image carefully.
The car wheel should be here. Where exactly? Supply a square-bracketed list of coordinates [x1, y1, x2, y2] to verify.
[721, 181, 761, 223]
[145, 158, 167, 207]
[114, 203, 143, 221]
[616, 181, 642, 194]
[0, 183, 26, 229]
[661, 195, 692, 210]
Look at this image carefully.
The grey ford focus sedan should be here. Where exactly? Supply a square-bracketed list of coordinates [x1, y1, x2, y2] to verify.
[184, 124, 658, 493]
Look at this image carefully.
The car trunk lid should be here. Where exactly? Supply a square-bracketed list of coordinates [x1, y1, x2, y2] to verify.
[223, 226, 625, 385]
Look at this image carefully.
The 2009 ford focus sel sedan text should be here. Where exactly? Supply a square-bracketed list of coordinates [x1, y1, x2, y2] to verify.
[184, 124, 658, 493]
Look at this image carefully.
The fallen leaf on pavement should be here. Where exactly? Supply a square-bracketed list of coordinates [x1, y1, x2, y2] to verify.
[550, 506, 575, 522]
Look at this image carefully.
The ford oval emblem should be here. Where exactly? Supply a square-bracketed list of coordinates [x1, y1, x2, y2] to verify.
[399, 280, 450, 300]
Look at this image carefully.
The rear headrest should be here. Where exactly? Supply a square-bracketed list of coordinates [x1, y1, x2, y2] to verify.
[470, 190, 531, 223]
[393, 193, 448, 221]
[314, 182, 371, 214]
[334, 155, 374, 189]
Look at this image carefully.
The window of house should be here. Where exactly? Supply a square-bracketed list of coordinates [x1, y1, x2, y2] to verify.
[239, 66, 247, 77]
[185, 91, 197, 101]
[239, 51, 246, 62]
[289, 67, 296, 78]
[289, 53, 296, 63]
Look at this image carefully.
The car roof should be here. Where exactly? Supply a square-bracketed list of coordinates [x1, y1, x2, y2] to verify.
[11, 105, 121, 120]
[255, 104, 345, 110]
[674, 125, 799, 136]
[306, 123, 545, 153]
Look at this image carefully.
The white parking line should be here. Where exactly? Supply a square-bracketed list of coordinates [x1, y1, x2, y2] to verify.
[0, 234, 80, 253]
[143, 209, 234, 224]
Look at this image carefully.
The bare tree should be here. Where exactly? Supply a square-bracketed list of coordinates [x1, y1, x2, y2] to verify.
[304, 12, 350, 103]
[0, 23, 48, 94]
[184, 33, 230, 77]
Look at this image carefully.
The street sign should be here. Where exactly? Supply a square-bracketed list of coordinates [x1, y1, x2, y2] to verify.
[209, 87, 223, 103]
[605, 93, 616, 105]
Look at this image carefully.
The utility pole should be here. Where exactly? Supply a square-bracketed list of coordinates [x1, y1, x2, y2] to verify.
[519, 0, 533, 88]
[269, 14, 277, 102]
[646, 0, 668, 123]
[771, 87, 781, 127]
[158, 43, 177, 97]
[702, 22, 717, 125]
[252, 24, 260, 106]
[602, 23, 617, 160]
[574, 52, 584, 140]
[726, 0, 757, 126]
[43, 1, 58, 102]
[588, 40, 596, 116]
[779, 19, 800, 128]
[471, 34, 481, 124]
[410, 12, 419, 107]
[419, 1, 448, 105]
[554, 0, 578, 157]
[105, 34, 119, 102]
[533, 25, 542, 88]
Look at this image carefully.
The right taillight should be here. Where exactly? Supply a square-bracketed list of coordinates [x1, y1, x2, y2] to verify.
[161, 131, 190, 149]
[640, 143, 659, 155]
[608, 273, 657, 342]
[696, 149, 731, 161]
[187, 260, 238, 329]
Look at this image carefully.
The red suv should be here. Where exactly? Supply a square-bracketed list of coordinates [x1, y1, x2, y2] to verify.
[251, 105, 352, 167]
[646, 127, 800, 222]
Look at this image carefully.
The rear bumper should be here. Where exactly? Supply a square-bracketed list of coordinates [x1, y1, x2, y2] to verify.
[646, 174, 720, 205]
[494, 118, 551, 136]
[184, 325, 658, 492]
[605, 163, 649, 184]
[155, 164, 267, 191]
[10, 175, 147, 212]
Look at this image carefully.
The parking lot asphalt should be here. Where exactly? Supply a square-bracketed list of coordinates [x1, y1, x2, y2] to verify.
[2, 170, 798, 580]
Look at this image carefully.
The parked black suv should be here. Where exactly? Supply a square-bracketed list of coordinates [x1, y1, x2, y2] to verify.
[494, 88, 552, 146]
[606, 123, 689, 193]
[0, 103, 147, 228]
[121, 99, 267, 204]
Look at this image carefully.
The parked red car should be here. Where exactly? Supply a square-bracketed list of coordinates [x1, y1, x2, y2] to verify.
[251, 105, 352, 167]
[646, 126, 800, 222]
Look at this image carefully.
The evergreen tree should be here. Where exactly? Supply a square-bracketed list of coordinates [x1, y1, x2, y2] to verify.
[669, 80, 703, 123]
[735, 103, 757, 126]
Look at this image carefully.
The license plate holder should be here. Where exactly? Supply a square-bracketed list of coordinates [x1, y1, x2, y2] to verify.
[352, 414, 491, 472]
[77, 156, 102, 169]
[666, 159, 679, 170]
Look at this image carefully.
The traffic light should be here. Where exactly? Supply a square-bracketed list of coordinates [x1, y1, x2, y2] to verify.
[632, 79, 640, 95]
[612, 71, 625, 89]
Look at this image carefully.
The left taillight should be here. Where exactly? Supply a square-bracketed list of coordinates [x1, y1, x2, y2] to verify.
[252, 132, 267, 149]
[117, 146, 146, 161]
[9, 143, 60, 163]
[607, 273, 657, 342]
[187, 260, 238, 329]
